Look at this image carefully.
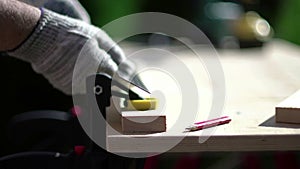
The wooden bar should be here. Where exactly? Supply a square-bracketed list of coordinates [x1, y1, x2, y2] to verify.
[276, 89, 300, 124]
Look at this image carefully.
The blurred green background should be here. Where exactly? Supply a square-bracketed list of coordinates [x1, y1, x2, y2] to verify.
[79, 0, 300, 47]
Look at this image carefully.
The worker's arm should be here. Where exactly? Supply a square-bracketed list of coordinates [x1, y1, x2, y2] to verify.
[0, 0, 135, 95]
[0, 0, 41, 51]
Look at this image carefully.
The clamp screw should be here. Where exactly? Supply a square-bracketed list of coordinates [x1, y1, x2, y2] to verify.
[94, 85, 103, 95]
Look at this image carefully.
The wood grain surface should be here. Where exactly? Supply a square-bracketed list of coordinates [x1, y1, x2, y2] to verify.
[106, 40, 300, 153]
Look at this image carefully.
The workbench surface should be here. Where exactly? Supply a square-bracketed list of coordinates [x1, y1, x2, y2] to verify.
[106, 40, 300, 153]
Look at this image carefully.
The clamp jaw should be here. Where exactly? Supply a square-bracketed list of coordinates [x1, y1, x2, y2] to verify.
[86, 73, 151, 120]
[85, 73, 151, 144]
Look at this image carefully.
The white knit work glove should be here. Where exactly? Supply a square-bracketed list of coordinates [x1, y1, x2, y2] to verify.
[7, 8, 134, 95]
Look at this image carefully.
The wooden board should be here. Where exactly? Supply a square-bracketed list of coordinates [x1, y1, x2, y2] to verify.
[106, 40, 300, 153]
[121, 110, 166, 133]
[276, 89, 300, 124]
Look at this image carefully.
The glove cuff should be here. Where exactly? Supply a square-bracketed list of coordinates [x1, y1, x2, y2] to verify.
[7, 8, 92, 64]
[7, 8, 100, 95]
[6, 8, 118, 95]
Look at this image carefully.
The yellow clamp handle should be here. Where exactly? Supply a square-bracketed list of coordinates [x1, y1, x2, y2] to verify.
[125, 98, 158, 111]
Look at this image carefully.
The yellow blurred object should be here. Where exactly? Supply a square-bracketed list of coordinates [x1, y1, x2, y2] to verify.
[125, 98, 158, 111]
[234, 11, 273, 42]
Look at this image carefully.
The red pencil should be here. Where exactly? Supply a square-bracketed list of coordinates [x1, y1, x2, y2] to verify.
[185, 116, 231, 131]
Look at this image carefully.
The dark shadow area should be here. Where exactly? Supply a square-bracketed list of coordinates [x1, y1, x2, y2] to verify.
[259, 115, 300, 129]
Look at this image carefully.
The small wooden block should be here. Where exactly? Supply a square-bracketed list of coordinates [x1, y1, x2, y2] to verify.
[276, 89, 300, 124]
[121, 110, 166, 133]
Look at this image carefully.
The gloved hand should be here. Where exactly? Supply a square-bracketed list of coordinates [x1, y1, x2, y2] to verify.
[7, 8, 134, 95]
